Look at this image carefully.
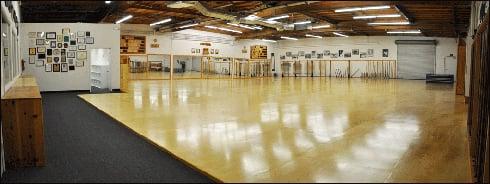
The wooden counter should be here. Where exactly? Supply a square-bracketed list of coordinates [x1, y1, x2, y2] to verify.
[1, 75, 45, 168]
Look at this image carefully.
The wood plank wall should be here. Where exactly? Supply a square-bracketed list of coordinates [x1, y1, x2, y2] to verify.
[456, 38, 466, 95]
[467, 12, 489, 183]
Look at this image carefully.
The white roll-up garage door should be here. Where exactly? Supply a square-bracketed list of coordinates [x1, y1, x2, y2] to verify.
[396, 40, 437, 79]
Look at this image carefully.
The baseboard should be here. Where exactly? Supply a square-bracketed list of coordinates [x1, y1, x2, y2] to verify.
[41, 90, 90, 93]
[111, 89, 121, 92]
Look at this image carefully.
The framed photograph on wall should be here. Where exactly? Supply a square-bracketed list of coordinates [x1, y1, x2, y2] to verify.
[53, 57, 60, 63]
[85, 32, 90, 37]
[37, 47, 46, 53]
[47, 49, 52, 56]
[344, 52, 351, 58]
[36, 59, 44, 67]
[38, 54, 46, 59]
[78, 45, 86, 50]
[76, 51, 87, 60]
[46, 32, 56, 39]
[352, 49, 359, 55]
[382, 49, 389, 57]
[61, 56, 66, 63]
[85, 37, 94, 44]
[36, 39, 45, 45]
[46, 57, 52, 63]
[75, 60, 84, 67]
[37, 32, 44, 38]
[67, 52, 75, 58]
[29, 48, 36, 55]
[29, 55, 36, 64]
[360, 52, 367, 58]
[64, 43, 69, 48]
[69, 46, 77, 51]
[50, 41, 56, 48]
[57, 43, 62, 48]
[367, 49, 374, 57]
[210, 49, 214, 54]
[191, 48, 195, 53]
[215, 49, 219, 54]
[57, 35, 63, 42]
[70, 34, 76, 40]
[53, 63, 61, 72]
[62, 28, 70, 35]
[64, 36, 69, 42]
[70, 40, 76, 45]
[53, 49, 61, 55]
[77, 37, 85, 44]
[61, 63, 68, 72]
[77, 31, 85, 37]
[45, 63, 52, 72]
[69, 65, 75, 71]
[68, 58, 74, 65]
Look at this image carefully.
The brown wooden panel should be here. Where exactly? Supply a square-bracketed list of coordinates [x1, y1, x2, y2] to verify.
[456, 38, 466, 95]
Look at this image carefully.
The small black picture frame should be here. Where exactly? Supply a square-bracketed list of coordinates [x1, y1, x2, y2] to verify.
[85, 32, 90, 37]
[47, 49, 52, 56]
[70, 40, 76, 45]
[38, 53, 46, 59]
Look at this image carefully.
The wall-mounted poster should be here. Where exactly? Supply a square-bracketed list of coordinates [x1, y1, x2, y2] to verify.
[29, 55, 35, 64]
[64, 36, 69, 42]
[85, 37, 94, 44]
[36, 59, 44, 67]
[36, 39, 45, 45]
[53, 49, 60, 55]
[382, 49, 389, 57]
[57, 35, 63, 42]
[47, 49, 52, 56]
[360, 52, 367, 58]
[53, 63, 60, 72]
[70, 40, 76, 45]
[29, 48, 36, 55]
[62, 28, 70, 35]
[45, 64, 52, 72]
[28, 32, 36, 38]
[344, 52, 351, 58]
[47, 57, 52, 63]
[61, 63, 68, 72]
[77, 31, 85, 37]
[37, 32, 44, 38]
[352, 49, 359, 55]
[46, 32, 56, 39]
[76, 60, 84, 67]
[305, 54, 311, 59]
[69, 46, 77, 51]
[37, 47, 46, 53]
[77, 38, 85, 44]
[57, 43, 62, 48]
[50, 41, 56, 48]
[78, 45, 86, 50]
[67, 52, 75, 58]
[367, 49, 374, 57]
[76, 51, 87, 60]
[324, 50, 330, 55]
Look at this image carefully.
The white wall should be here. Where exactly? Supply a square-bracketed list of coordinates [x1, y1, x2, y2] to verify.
[20, 23, 120, 91]
[275, 36, 458, 77]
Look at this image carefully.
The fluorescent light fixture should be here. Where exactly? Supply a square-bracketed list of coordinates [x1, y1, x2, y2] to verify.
[179, 23, 198, 29]
[150, 18, 171, 26]
[205, 25, 242, 33]
[312, 24, 331, 29]
[260, 39, 277, 43]
[244, 14, 260, 21]
[115, 15, 133, 24]
[2, 33, 6, 37]
[280, 36, 298, 40]
[368, 21, 410, 25]
[305, 34, 322, 38]
[293, 21, 312, 25]
[335, 5, 390, 13]
[333, 32, 349, 37]
[262, 20, 279, 24]
[227, 23, 262, 30]
[167, 1, 194, 8]
[387, 30, 421, 34]
[105, 1, 111, 4]
[353, 14, 401, 19]
[267, 15, 289, 21]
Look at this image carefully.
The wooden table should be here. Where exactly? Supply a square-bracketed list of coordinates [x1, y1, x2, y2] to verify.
[1, 75, 45, 168]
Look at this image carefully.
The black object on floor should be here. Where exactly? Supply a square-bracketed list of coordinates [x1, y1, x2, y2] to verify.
[1, 92, 213, 183]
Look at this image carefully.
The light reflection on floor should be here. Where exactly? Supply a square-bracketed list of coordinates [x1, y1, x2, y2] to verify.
[79, 78, 471, 182]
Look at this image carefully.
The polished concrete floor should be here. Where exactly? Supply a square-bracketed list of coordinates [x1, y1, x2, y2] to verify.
[79, 78, 471, 182]
[129, 71, 232, 80]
